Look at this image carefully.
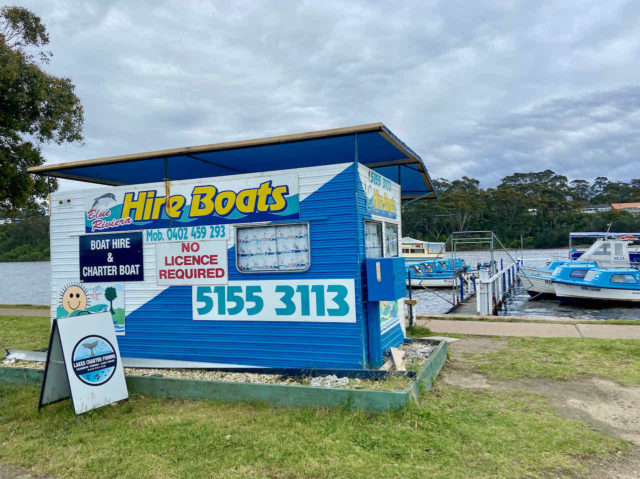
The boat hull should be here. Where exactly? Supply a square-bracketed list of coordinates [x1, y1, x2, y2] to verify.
[553, 282, 640, 302]
[518, 273, 555, 296]
[406, 277, 457, 288]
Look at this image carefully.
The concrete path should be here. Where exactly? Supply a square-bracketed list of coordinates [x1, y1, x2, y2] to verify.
[418, 319, 640, 339]
[0, 308, 49, 317]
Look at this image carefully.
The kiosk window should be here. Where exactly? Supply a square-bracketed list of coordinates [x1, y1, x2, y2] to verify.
[365, 221, 383, 258]
[236, 223, 309, 272]
[384, 223, 399, 257]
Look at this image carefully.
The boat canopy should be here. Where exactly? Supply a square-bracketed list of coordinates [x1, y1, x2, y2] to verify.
[29, 123, 436, 201]
[401, 237, 445, 255]
[579, 239, 631, 268]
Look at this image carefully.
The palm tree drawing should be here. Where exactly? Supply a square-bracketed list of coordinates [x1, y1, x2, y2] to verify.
[104, 287, 117, 314]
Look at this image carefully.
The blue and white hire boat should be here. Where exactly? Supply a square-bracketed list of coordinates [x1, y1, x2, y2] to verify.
[519, 261, 597, 297]
[552, 266, 640, 302]
[406, 258, 469, 288]
[518, 236, 636, 297]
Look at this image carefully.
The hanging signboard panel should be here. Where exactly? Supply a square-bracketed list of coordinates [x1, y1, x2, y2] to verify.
[156, 240, 228, 286]
[362, 170, 398, 220]
[79, 232, 144, 282]
[193, 279, 356, 323]
[84, 174, 299, 233]
[39, 312, 128, 415]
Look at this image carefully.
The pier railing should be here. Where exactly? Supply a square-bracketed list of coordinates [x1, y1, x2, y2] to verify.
[476, 262, 518, 315]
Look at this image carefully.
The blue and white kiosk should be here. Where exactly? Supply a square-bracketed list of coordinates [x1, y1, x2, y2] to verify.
[31, 123, 436, 369]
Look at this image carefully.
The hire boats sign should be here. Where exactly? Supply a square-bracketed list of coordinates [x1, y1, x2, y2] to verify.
[84, 174, 300, 233]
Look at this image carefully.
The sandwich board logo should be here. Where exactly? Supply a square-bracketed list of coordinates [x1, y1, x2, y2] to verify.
[71, 335, 117, 386]
[39, 312, 128, 415]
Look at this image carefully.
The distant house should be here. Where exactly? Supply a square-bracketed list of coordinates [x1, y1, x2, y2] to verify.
[611, 202, 640, 216]
[579, 204, 611, 214]
[527, 208, 537, 216]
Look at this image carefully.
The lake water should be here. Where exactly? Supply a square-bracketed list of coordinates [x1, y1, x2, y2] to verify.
[1, 250, 639, 320]
[411, 248, 640, 321]
[0, 261, 50, 305]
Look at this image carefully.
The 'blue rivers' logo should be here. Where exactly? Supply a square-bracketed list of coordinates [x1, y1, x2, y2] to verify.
[71, 335, 117, 386]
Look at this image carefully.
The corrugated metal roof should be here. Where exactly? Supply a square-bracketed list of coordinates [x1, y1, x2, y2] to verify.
[29, 123, 436, 200]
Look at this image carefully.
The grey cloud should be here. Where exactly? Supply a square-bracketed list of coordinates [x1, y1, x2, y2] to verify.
[426, 87, 640, 185]
[9, 0, 640, 188]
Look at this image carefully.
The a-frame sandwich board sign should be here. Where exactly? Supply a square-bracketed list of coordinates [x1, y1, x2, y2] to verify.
[39, 312, 128, 415]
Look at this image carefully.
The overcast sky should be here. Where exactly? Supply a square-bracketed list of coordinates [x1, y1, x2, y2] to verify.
[14, 0, 640, 189]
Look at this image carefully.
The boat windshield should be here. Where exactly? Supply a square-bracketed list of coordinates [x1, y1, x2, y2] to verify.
[570, 269, 589, 278]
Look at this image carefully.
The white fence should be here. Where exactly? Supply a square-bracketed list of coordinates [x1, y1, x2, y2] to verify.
[476, 262, 518, 315]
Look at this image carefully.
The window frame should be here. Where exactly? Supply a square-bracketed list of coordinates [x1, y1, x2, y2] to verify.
[384, 223, 399, 258]
[569, 269, 589, 278]
[364, 220, 384, 259]
[364, 219, 401, 259]
[235, 222, 311, 274]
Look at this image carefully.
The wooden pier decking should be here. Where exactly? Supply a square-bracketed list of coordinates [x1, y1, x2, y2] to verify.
[446, 292, 478, 316]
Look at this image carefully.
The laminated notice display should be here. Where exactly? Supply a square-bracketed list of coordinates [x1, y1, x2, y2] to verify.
[39, 312, 128, 415]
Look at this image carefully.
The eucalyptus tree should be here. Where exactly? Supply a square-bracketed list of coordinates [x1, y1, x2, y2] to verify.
[0, 6, 84, 214]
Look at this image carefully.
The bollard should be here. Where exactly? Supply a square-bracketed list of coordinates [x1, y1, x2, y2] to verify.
[407, 270, 414, 327]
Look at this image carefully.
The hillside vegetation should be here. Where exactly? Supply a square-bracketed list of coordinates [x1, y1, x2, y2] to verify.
[0, 216, 49, 261]
[403, 170, 640, 248]
[1, 171, 639, 262]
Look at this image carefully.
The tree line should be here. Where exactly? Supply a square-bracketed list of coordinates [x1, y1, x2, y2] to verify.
[402, 170, 640, 249]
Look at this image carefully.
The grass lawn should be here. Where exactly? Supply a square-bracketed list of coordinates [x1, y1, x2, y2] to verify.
[0, 315, 50, 350]
[467, 337, 640, 386]
[0, 304, 49, 309]
[0, 382, 624, 479]
[0, 321, 636, 477]
[408, 327, 640, 386]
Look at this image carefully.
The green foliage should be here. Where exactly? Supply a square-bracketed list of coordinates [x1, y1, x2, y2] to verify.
[0, 215, 49, 261]
[0, 6, 83, 214]
[404, 169, 640, 248]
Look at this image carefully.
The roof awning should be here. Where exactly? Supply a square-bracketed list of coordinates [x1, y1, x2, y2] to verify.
[569, 232, 639, 238]
[29, 123, 436, 200]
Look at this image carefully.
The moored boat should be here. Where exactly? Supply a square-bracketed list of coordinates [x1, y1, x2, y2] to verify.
[401, 237, 446, 263]
[519, 261, 597, 297]
[406, 258, 469, 288]
[552, 267, 640, 303]
[518, 236, 633, 297]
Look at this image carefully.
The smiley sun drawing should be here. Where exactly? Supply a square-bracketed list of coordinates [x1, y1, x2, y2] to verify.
[59, 283, 90, 315]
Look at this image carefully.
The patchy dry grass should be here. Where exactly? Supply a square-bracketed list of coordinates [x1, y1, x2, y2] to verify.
[467, 337, 640, 386]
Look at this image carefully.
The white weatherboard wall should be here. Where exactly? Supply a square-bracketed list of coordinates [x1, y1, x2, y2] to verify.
[50, 162, 380, 368]
[357, 164, 405, 336]
[50, 163, 353, 321]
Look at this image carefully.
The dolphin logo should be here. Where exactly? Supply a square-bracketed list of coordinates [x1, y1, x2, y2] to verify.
[91, 193, 116, 210]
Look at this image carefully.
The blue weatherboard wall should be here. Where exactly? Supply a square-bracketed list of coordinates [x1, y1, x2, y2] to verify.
[119, 164, 368, 369]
